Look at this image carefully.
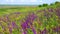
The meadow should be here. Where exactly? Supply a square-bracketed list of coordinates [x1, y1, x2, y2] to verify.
[0, 2, 60, 34]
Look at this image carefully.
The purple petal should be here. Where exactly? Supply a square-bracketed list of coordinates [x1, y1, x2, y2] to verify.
[12, 22, 18, 29]
[32, 28, 36, 34]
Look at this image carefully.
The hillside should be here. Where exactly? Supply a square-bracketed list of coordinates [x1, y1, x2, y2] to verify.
[0, 2, 60, 34]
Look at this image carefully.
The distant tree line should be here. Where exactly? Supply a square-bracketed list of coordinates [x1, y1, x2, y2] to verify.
[38, 1, 60, 7]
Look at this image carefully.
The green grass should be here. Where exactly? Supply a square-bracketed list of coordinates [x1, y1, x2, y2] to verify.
[0, 3, 60, 34]
[0, 4, 59, 16]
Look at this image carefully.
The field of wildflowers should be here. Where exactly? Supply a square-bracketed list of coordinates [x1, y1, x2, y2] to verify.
[0, 3, 60, 34]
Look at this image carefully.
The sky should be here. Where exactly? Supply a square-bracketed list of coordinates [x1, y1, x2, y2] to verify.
[0, 0, 60, 5]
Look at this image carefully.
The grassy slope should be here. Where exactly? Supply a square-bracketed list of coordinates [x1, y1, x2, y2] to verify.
[0, 3, 60, 34]
[0, 3, 60, 16]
